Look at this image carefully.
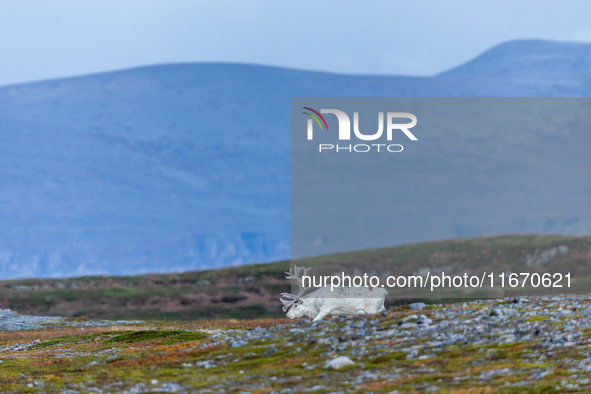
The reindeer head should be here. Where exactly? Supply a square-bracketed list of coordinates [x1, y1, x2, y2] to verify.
[279, 265, 311, 318]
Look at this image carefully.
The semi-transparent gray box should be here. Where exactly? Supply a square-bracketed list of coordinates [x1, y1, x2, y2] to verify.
[292, 98, 591, 299]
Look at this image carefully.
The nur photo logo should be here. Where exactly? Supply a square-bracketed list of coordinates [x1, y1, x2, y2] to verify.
[303, 107, 418, 153]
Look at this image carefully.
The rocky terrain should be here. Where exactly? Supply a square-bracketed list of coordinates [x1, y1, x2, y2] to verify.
[0, 308, 140, 331]
[2, 295, 591, 393]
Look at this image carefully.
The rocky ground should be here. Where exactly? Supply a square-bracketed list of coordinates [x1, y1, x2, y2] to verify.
[0, 309, 141, 331]
[2, 296, 591, 393]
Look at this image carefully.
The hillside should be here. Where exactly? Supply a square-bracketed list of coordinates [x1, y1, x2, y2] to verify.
[2, 39, 591, 278]
[1, 234, 590, 321]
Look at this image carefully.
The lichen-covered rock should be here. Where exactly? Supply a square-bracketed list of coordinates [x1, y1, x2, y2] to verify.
[325, 356, 356, 369]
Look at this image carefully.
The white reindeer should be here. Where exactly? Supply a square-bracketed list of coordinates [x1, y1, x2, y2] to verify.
[280, 266, 387, 321]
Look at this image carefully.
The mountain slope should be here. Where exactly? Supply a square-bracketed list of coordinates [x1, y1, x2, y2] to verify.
[438, 39, 591, 96]
[1, 40, 591, 278]
[1, 234, 590, 320]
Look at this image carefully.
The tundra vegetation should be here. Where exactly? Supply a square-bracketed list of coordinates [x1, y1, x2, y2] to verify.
[1, 234, 591, 391]
[1, 296, 591, 392]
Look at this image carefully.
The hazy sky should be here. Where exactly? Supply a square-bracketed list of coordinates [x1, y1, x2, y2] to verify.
[1, 0, 591, 86]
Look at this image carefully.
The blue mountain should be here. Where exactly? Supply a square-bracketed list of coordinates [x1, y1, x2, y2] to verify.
[0, 39, 590, 278]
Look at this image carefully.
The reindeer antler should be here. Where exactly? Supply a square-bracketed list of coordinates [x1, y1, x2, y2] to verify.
[285, 265, 311, 298]
[279, 293, 297, 312]
[279, 265, 311, 311]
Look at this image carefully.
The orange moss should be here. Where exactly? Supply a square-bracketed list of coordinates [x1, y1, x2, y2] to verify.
[109, 344, 224, 367]
[30, 359, 65, 367]
[261, 356, 308, 368]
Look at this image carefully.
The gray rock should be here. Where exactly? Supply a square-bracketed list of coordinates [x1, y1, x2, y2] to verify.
[405, 349, 419, 360]
[417, 316, 432, 325]
[128, 383, 146, 393]
[526, 246, 567, 266]
[352, 320, 366, 328]
[230, 340, 248, 347]
[264, 347, 278, 355]
[160, 383, 182, 392]
[196, 360, 217, 369]
[538, 248, 558, 265]
[409, 302, 426, 311]
[325, 356, 355, 369]
[490, 307, 503, 317]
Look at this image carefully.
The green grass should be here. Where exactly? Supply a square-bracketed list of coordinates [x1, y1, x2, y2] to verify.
[104, 330, 205, 345]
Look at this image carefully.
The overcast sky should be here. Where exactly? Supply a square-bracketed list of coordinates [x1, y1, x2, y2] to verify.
[1, 0, 591, 86]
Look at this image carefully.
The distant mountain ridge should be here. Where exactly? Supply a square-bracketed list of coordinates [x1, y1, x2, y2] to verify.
[441, 39, 591, 79]
[1, 39, 591, 278]
[438, 39, 591, 95]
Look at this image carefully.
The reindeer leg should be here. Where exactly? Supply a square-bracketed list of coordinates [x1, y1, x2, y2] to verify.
[379, 298, 387, 314]
[312, 307, 331, 322]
